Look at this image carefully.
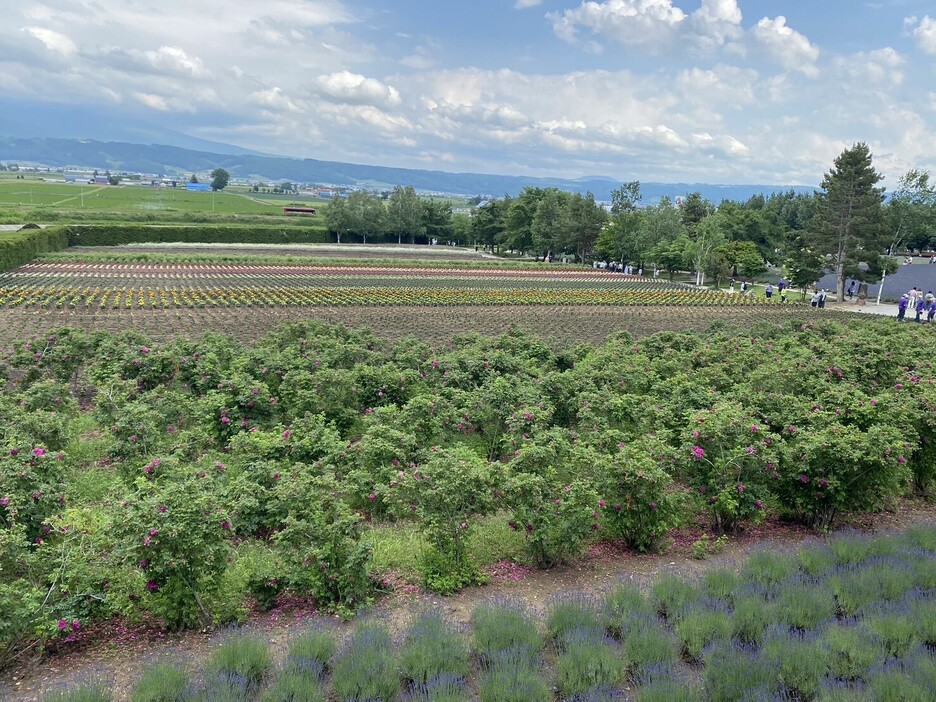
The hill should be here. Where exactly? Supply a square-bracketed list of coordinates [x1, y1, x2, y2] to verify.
[0, 136, 816, 202]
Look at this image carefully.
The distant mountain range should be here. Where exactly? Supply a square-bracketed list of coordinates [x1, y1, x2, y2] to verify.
[0, 135, 817, 203]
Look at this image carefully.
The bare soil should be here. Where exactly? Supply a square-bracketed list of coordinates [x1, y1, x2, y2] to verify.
[3, 501, 933, 701]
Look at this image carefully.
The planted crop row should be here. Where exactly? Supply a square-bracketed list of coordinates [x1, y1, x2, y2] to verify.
[32, 527, 936, 702]
[0, 283, 779, 308]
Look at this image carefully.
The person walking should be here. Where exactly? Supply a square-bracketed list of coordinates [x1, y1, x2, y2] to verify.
[897, 294, 909, 321]
[811, 291, 820, 308]
[928, 298, 936, 323]
[847, 281, 855, 300]
[765, 283, 773, 300]
[915, 297, 925, 323]
[818, 289, 828, 309]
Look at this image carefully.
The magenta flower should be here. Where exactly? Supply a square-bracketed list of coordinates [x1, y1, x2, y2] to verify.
[788, 425, 796, 433]
[0, 497, 9, 507]
[9, 448, 18, 456]
[58, 619, 68, 631]
[220, 416, 230, 425]
[691, 445, 705, 460]
[751, 424, 759, 432]
[754, 500, 764, 509]
[799, 474, 809, 483]
[737, 483, 744, 493]
[149, 528, 158, 537]
[157, 505, 167, 513]
[139, 559, 148, 569]
[598, 499, 607, 507]
[649, 502, 658, 510]
[367, 493, 377, 502]
[745, 446, 755, 455]
[692, 431, 700, 439]
[221, 520, 231, 530]
[33, 447, 47, 457]
[897, 456, 907, 464]
[146, 580, 159, 592]
[614, 503, 622, 512]
[71, 620, 80, 631]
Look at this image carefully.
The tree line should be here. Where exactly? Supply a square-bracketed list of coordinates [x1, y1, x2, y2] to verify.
[323, 145, 936, 298]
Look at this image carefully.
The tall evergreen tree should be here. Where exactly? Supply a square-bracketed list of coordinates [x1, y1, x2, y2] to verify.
[812, 142, 886, 301]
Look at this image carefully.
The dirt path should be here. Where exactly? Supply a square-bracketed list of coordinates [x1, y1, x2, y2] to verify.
[3, 501, 934, 701]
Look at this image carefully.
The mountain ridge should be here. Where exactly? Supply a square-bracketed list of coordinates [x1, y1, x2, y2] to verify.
[0, 136, 817, 203]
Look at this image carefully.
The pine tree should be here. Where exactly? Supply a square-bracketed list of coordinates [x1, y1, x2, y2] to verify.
[812, 143, 885, 301]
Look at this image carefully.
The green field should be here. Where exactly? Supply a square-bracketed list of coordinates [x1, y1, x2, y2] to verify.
[0, 179, 330, 217]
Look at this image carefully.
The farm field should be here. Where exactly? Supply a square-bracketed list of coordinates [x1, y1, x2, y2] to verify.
[0, 251, 831, 348]
[0, 180, 326, 217]
[7, 525, 936, 702]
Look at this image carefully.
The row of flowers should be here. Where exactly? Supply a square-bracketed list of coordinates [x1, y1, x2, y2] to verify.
[0, 284, 781, 308]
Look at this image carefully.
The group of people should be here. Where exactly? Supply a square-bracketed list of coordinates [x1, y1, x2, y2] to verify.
[897, 287, 936, 323]
[727, 278, 790, 302]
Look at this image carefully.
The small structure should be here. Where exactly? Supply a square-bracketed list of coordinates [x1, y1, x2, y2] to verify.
[186, 183, 212, 192]
[283, 206, 317, 216]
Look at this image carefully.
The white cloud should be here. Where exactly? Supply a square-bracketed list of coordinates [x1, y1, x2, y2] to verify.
[316, 71, 402, 108]
[549, 0, 687, 51]
[548, 0, 743, 53]
[134, 92, 170, 111]
[21, 26, 76, 56]
[752, 16, 819, 76]
[905, 15, 936, 55]
[400, 54, 436, 70]
[833, 48, 904, 87]
[515, 0, 543, 8]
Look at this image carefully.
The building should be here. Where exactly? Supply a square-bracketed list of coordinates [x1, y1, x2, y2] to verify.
[186, 183, 212, 192]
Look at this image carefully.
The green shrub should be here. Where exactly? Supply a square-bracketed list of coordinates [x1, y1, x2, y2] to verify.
[41, 681, 111, 702]
[704, 645, 778, 702]
[622, 618, 677, 676]
[555, 628, 622, 698]
[651, 574, 699, 622]
[775, 581, 836, 631]
[675, 605, 732, 660]
[472, 599, 542, 662]
[399, 610, 469, 685]
[477, 663, 550, 702]
[546, 593, 602, 644]
[286, 626, 336, 676]
[636, 679, 697, 702]
[731, 594, 773, 644]
[204, 633, 272, 696]
[603, 583, 653, 636]
[822, 623, 885, 680]
[259, 671, 325, 702]
[130, 661, 192, 702]
[865, 614, 918, 658]
[762, 628, 830, 699]
[701, 569, 737, 602]
[331, 622, 399, 702]
[742, 551, 798, 587]
[0, 226, 68, 272]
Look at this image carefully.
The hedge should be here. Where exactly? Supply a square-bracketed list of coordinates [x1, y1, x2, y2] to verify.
[0, 226, 69, 271]
[64, 223, 331, 247]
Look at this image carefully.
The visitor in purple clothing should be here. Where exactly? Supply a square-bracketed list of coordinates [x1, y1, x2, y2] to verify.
[897, 294, 909, 321]
[928, 300, 936, 323]
[915, 298, 925, 323]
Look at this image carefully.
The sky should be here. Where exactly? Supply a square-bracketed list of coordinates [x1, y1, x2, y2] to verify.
[3, 0, 936, 186]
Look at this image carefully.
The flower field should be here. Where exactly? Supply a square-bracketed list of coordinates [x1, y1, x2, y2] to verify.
[22, 527, 936, 702]
[0, 261, 770, 309]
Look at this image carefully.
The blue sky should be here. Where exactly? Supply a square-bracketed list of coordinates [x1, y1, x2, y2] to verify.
[3, 1, 936, 186]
